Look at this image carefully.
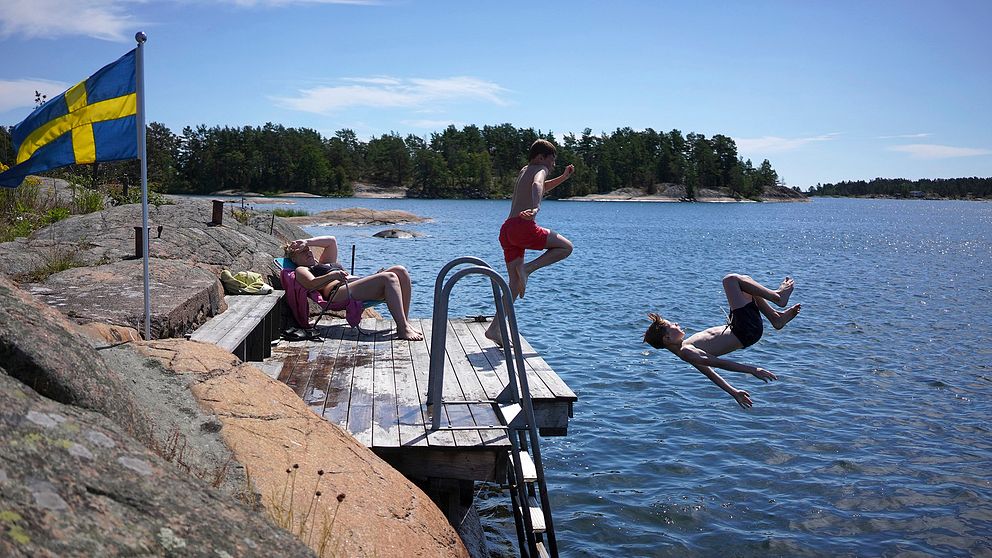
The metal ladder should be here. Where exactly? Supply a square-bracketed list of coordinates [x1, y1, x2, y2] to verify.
[427, 257, 558, 558]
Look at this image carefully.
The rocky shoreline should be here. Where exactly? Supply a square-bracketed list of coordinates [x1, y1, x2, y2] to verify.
[565, 183, 809, 202]
[0, 197, 470, 557]
[213, 181, 808, 203]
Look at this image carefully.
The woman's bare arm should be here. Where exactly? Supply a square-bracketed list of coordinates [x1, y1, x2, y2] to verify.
[293, 266, 347, 291]
[303, 236, 338, 264]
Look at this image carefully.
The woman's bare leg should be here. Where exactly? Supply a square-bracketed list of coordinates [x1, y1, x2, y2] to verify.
[384, 265, 413, 315]
[333, 272, 422, 340]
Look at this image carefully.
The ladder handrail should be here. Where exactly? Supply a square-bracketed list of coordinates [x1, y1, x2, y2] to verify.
[427, 257, 558, 557]
[428, 257, 509, 407]
[428, 263, 522, 428]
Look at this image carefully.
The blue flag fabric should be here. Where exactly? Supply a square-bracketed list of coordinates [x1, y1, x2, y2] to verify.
[0, 49, 138, 188]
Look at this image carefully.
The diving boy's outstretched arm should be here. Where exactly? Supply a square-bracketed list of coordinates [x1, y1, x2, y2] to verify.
[690, 363, 754, 409]
[678, 345, 778, 382]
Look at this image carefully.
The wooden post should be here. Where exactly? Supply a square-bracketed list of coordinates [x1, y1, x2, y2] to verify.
[211, 200, 224, 225]
[133, 226, 149, 257]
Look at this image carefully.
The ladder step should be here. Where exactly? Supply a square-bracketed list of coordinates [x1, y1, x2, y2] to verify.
[499, 402, 523, 428]
[526, 496, 546, 532]
[535, 541, 550, 558]
[518, 450, 537, 482]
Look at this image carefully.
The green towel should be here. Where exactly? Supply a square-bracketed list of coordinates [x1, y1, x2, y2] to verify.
[220, 270, 274, 295]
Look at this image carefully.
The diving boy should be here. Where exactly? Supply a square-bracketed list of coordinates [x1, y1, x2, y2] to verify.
[643, 273, 801, 408]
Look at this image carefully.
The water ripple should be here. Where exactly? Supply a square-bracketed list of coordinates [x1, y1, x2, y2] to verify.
[293, 197, 992, 557]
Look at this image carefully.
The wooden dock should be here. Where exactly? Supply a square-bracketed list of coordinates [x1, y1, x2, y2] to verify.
[270, 316, 576, 483]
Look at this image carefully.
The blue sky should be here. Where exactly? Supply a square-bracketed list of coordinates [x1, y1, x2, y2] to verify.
[2, 0, 990, 189]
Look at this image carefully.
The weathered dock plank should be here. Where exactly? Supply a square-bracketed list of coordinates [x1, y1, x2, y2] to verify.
[269, 316, 576, 481]
[421, 318, 485, 447]
[371, 324, 401, 448]
[407, 319, 457, 447]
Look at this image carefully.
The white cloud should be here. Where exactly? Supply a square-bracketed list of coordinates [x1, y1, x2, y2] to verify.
[273, 76, 510, 114]
[734, 133, 840, 154]
[888, 144, 992, 159]
[877, 132, 931, 139]
[0, 0, 376, 41]
[224, 0, 380, 5]
[400, 119, 465, 129]
[0, 0, 137, 41]
[0, 79, 70, 114]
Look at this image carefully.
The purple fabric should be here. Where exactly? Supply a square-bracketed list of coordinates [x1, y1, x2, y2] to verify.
[280, 268, 363, 328]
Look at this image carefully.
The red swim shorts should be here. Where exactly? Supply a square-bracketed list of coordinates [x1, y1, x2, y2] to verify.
[499, 216, 550, 263]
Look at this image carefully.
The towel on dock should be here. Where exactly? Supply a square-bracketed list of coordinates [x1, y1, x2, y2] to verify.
[220, 270, 273, 295]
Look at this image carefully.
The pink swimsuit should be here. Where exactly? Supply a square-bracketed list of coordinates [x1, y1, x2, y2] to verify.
[498, 216, 550, 263]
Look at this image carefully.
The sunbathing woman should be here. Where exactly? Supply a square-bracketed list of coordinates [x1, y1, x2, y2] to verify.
[643, 273, 801, 408]
[285, 236, 423, 341]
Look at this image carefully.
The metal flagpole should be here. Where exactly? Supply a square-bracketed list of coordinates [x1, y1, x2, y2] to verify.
[135, 31, 150, 340]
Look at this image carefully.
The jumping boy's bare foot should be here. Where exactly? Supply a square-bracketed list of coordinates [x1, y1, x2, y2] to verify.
[771, 303, 801, 330]
[484, 325, 510, 348]
[776, 277, 795, 307]
[517, 268, 529, 299]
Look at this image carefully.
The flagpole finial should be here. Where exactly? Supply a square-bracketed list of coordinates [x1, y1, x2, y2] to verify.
[135, 31, 147, 44]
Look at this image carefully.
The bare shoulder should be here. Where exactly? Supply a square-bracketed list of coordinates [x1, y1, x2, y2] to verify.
[673, 344, 706, 365]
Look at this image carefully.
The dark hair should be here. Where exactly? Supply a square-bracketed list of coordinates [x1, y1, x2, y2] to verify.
[643, 312, 670, 349]
[528, 139, 557, 161]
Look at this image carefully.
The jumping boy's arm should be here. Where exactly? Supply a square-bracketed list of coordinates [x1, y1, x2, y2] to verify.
[542, 164, 575, 193]
[678, 345, 777, 382]
[689, 362, 754, 409]
[532, 168, 547, 206]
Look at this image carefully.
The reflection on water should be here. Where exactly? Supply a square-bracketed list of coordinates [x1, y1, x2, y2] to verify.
[283, 196, 992, 557]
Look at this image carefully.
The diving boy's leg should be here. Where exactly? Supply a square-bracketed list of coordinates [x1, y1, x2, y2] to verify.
[523, 231, 573, 277]
[752, 296, 802, 330]
[723, 274, 794, 309]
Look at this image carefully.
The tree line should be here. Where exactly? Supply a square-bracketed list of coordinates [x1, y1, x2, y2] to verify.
[808, 177, 992, 199]
[2, 122, 782, 199]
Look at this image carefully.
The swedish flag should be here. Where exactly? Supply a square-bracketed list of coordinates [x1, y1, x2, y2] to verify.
[0, 49, 138, 188]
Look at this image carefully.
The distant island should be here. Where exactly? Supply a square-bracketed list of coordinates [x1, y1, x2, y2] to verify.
[6, 122, 986, 201]
[808, 177, 992, 200]
[2, 122, 786, 202]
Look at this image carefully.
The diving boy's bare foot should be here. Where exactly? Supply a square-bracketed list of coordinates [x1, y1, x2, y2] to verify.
[776, 277, 795, 307]
[771, 303, 801, 330]
[398, 327, 423, 341]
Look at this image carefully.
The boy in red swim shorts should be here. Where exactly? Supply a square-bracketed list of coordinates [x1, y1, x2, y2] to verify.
[486, 139, 574, 345]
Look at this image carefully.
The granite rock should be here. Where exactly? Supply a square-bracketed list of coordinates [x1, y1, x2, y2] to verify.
[0, 370, 314, 558]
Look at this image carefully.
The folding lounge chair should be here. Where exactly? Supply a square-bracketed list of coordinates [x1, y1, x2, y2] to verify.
[276, 258, 384, 334]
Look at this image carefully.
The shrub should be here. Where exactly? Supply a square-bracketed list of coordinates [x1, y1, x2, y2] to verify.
[21, 242, 83, 282]
[71, 185, 105, 214]
[44, 207, 71, 223]
[271, 208, 309, 217]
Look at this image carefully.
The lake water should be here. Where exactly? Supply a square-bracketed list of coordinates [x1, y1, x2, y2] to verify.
[267, 196, 992, 557]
